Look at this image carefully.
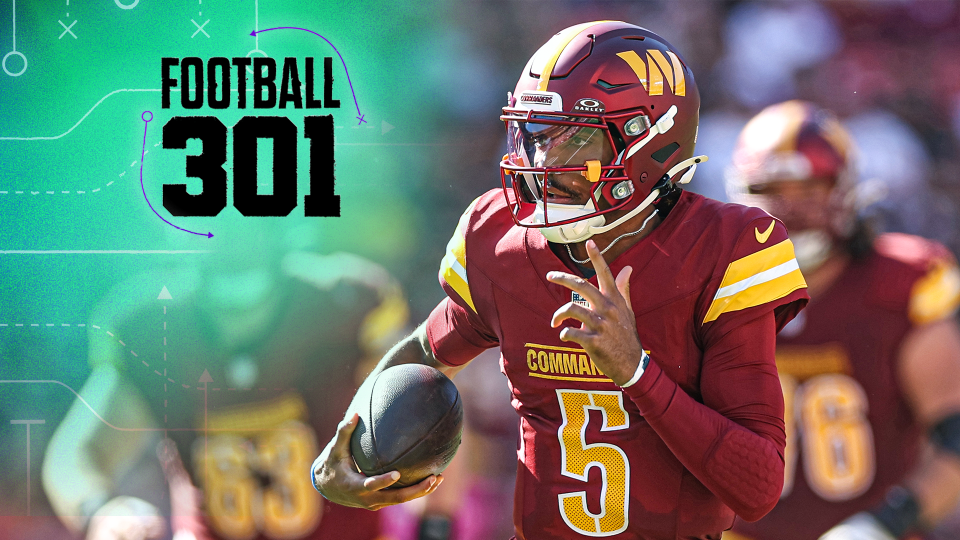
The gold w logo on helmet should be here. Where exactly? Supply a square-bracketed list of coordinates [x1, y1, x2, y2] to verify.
[615, 50, 686, 97]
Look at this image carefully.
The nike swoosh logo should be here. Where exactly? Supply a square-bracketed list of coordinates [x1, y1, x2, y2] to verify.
[755, 220, 776, 244]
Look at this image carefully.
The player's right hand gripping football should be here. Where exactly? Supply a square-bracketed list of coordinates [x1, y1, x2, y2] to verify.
[311, 413, 443, 510]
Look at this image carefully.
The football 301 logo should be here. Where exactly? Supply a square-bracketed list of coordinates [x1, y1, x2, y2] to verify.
[159, 56, 341, 218]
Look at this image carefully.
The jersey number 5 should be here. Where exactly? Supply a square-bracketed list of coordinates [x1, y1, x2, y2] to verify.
[556, 389, 630, 537]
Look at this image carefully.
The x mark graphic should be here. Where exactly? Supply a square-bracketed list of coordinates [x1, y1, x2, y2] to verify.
[58, 20, 77, 40]
[191, 19, 210, 38]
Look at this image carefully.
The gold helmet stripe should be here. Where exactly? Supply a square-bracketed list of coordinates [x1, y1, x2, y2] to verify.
[535, 21, 613, 92]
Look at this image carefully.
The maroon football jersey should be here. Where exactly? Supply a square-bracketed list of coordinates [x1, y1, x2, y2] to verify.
[427, 189, 809, 539]
[730, 233, 960, 540]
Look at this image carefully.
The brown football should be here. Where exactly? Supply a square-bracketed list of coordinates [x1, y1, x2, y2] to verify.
[350, 364, 463, 488]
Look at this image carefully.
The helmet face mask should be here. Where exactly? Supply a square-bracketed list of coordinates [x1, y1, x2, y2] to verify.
[502, 109, 625, 227]
[498, 21, 704, 244]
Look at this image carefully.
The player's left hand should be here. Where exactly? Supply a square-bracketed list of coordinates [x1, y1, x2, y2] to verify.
[547, 239, 643, 386]
[818, 513, 897, 540]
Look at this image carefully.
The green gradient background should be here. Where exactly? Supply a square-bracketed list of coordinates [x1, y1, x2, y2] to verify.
[0, 0, 453, 517]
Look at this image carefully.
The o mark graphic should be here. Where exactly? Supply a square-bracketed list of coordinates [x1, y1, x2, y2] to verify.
[115, 0, 139, 9]
[2, 51, 27, 77]
[579, 99, 600, 108]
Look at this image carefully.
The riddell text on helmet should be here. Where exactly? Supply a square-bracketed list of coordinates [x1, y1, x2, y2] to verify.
[158, 57, 340, 218]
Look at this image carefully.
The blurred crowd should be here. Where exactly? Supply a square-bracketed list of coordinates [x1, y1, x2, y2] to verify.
[423, 0, 960, 260]
[6, 1, 960, 539]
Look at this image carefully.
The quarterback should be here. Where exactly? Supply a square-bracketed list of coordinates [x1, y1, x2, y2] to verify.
[313, 22, 809, 539]
[725, 103, 960, 540]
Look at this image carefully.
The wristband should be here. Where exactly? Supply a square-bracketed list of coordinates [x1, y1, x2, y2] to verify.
[869, 485, 920, 538]
[620, 350, 650, 388]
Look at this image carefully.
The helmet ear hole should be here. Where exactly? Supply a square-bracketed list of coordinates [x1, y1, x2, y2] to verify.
[651, 142, 680, 164]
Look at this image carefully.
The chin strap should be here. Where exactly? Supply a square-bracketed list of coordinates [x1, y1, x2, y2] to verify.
[585, 189, 661, 236]
[669, 155, 708, 184]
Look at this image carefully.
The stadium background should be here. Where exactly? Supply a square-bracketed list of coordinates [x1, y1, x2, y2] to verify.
[3, 0, 960, 536]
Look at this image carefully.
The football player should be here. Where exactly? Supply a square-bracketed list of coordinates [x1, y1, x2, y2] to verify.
[313, 21, 809, 539]
[41, 237, 409, 540]
[724, 101, 960, 540]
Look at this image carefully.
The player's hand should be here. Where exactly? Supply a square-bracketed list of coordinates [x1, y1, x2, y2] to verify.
[312, 413, 444, 511]
[547, 239, 643, 386]
[85, 496, 167, 540]
[818, 512, 897, 540]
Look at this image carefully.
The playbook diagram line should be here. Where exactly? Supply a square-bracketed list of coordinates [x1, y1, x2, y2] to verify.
[3, 0, 27, 76]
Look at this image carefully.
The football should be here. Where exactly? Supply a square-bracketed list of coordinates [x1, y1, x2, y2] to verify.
[350, 363, 464, 488]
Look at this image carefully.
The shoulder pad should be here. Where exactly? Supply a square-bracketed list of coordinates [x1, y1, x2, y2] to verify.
[872, 234, 960, 325]
[439, 197, 483, 313]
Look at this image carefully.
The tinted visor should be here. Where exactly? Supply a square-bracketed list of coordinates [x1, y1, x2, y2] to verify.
[505, 116, 612, 203]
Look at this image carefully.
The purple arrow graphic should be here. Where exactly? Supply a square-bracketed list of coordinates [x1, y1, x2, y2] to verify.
[251, 26, 367, 125]
[139, 111, 213, 239]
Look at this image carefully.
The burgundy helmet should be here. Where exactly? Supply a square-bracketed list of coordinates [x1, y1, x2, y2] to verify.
[727, 100, 858, 271]
[500, 21, 706, 243]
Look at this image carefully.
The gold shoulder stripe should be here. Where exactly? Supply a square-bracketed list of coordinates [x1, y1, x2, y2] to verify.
[359, 285, 410, 355]
[703, 239, 807, 323]
[534, 21, 612, 91]
[439, 199, 479, 312]
[909, 259, 960, 325]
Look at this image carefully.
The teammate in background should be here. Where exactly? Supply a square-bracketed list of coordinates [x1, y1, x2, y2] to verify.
[724, 101, 960, 540]
[313, 22, 809, 539]
[41, 223, 410, 540]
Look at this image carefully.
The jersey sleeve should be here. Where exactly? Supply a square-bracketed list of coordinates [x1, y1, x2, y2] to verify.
[908, 250, 960, 325]
[619, 215, 807, 522]
[623, 310, 786, 522]
[426, 198, 500, 366]
[439, 198, 480, 314]
[699, 216, 809, 334]
[870, 233, 960, 326]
